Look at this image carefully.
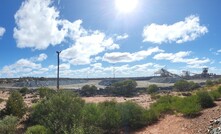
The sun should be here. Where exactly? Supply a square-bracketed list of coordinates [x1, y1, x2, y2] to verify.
[115, 0, 138, 13]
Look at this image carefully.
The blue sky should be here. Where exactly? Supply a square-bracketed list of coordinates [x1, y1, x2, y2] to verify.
[0, 0, 221, 78]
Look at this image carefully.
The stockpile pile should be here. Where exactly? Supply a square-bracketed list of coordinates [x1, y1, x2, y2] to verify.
[148, 77, 182, 83]
[13, 79, 88, 87]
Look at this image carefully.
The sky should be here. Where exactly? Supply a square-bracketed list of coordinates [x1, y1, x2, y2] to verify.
[0, 0, 221, 78]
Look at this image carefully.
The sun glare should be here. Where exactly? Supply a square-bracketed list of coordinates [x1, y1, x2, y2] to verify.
[115, 0, 138, 13]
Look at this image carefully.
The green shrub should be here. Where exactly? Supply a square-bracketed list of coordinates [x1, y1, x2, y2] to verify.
[31, 91, 85, 134]
[0, 115, 18, 134]
[218, 79, 221, 84]
[5, 91, 27, 118]
[111, 79, 137, 96]
[188, 81, 200, 90]
[209, 90, 221, 101]
[144, 109, 158, 125]
[70, 125, 85, 134]
[147, 84, 159, 94]
[81, 103, 103, 134]
[38, 87, 55, 99]
[150, 96, 176, 116]
[174, 80, 190, 91]
[206, 80, 214, 86]
[98, 101, 121, 133]
[82, 101, 152, 133]
[81, 85, 97, 96]
[119, 101, 148, 129]
[173, 96, 201, 117]
[217, 86, 221, 93]
[196, 91, 214, 108]
[19, 87, 29, 96]
[0, 98, 3, 103]
[25, 125, 51, 134]
[174, 80, 200, 91]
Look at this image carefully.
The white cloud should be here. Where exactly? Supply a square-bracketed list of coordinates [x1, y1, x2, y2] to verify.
[90, 63, 102, 68]
[0, 54, 50, 77]
[0, 58, 43, 77]
[218, 50, 221, 53]
[103, 47, 164, 63]
[186, 64, 208, 69]
[61, 19, 87, 40]
[13, 0, 119, 55]
[37, 53, 48, 61]
[143, 15, 208, 44]
[13, 0, 125, 65]
[91, 56, 102, 63]
[57, 62, 164, 78]
[48, 63, 70, 71]
[153, 51, 191, 62]
[0, 27, 5, 37]
[116, 33, 129, 40]
[61, 31, 120, 65]
[30, 53, 48, 62]
[153, 51, 210, 67]
[14, 0, 67, 50]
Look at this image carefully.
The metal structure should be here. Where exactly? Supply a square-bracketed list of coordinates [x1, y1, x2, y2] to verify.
[56, 51, 61, 90]
[154, 68, 180, 78]
[202, 68, 209, 76]
[182, 71, 190, 77]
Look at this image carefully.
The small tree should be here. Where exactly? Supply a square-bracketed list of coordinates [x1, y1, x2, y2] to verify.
[206, 80, 213, 87]
[196, 91, 214, 108]
[112, 80, 137, 96]
[174, 80, 190, 91]
[174, 80, 199, 91]
[188, 81, 200, 90]
[81, 85, 97, 96]
[38, 87, 55, 99]
[5, 91, 27, 118]
[31, 91, 85, 134]
[25, 125, 51, 134]
[0, 115, 18, 134]
[218, 86, 221, 93]
[19, 87, 29, 96]
[147, 84, 159, 94]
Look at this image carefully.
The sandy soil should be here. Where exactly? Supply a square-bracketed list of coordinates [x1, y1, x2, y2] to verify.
[0, 90, 9, 110]
[83, 94, 153, 108]
[0, 91, 38, 110]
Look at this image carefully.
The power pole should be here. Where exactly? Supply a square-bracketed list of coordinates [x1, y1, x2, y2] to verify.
[56, 51, 61, 90]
